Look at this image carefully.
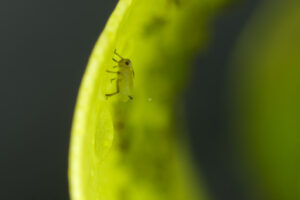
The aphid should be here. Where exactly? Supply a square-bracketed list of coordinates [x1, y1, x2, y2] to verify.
[105, 49, 134, 101]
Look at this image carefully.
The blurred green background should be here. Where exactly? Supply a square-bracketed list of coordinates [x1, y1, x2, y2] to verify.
[232, 1, 300, 199]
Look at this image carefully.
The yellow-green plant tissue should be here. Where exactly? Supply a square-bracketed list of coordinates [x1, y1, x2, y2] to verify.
[68, 0, 227, 200]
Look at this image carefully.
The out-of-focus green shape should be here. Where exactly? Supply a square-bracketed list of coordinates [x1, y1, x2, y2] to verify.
[69, 0, 227, 200]
[232, 0, 300, 199]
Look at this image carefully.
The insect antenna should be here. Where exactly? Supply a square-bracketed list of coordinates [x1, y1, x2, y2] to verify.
[114, 49, 124, 59]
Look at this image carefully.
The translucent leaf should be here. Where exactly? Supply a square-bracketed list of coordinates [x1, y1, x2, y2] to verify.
[69, 0, 227, 199]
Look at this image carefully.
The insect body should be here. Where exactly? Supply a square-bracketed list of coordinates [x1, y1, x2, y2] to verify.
[105, 50, 134, 101]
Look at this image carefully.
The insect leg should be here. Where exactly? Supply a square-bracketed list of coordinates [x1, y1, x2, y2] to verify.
[106, 70, 120, 74]
[110, 78, 116, 83]
[105, 79, 120, 98]
[112, 58, 119, 63]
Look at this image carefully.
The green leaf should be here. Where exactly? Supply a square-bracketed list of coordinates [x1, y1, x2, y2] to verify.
[69, 0, 227, 199]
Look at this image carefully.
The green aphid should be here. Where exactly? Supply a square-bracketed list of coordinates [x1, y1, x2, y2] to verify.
[105, 50, 134, 101]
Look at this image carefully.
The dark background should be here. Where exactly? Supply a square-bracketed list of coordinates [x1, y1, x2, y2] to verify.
[0, 0, 259, 199]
